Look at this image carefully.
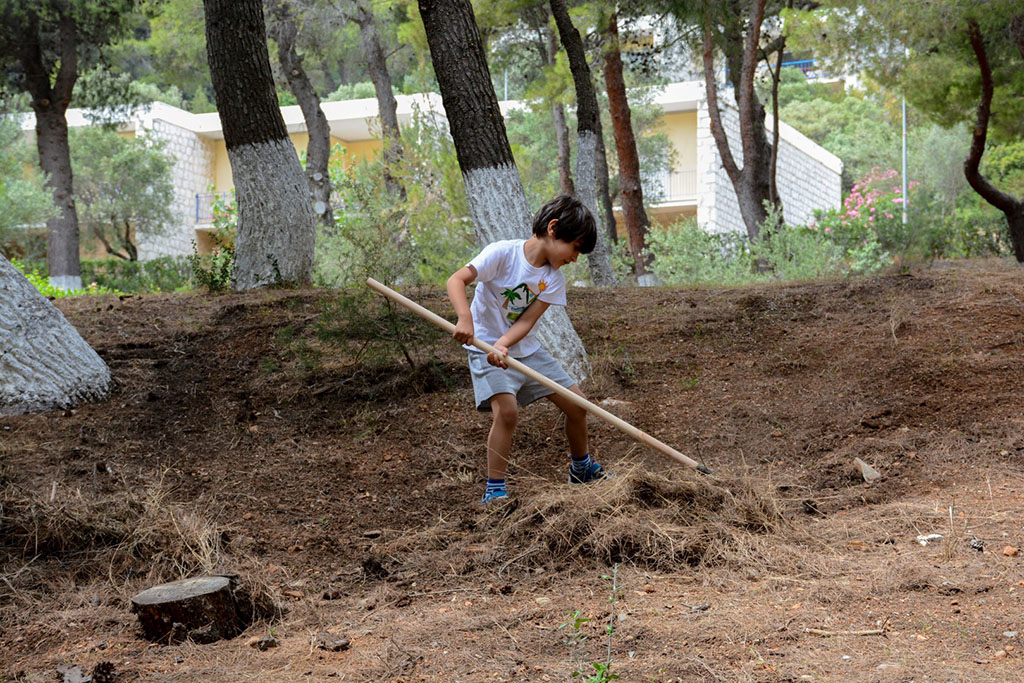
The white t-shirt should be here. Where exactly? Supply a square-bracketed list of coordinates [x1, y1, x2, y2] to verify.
[466, 239, 567, 358]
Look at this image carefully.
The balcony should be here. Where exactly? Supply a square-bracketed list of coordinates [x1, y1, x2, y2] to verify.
[194, 192, 232, 224]
[645, 168, 697, 204]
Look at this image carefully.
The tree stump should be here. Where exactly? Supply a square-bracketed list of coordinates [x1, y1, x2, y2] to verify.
[131, 575, 252, 644]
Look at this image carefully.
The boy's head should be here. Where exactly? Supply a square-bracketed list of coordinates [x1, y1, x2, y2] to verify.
[532, 195, 597, 254]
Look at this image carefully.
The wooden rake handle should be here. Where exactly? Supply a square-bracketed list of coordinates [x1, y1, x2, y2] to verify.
[365, 278, 711, 474]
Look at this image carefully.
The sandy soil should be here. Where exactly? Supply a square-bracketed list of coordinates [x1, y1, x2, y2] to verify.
[2, 258, 1023, 682]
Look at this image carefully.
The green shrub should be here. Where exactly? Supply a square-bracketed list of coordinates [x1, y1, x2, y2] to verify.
[646, 217, 756, 286]
[187, 191, 236, 292]
[10, 258, 118, 297]
[80, 256, 191, 293]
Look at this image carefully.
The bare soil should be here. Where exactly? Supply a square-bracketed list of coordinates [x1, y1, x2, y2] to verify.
[2, 259, 1024, 682]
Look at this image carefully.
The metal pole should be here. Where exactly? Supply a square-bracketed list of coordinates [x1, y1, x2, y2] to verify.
[902, 95, 908, 226]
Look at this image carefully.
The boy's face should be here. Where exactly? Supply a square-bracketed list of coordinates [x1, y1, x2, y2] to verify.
[548, 236, 584, 269]
[544, 219, 583, 269]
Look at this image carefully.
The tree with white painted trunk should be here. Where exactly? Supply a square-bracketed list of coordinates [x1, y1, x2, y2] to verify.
[204, 0, 317, 289]
[0, 256, 110, 416]
[549, 0, 618, 287]
[0, 0, 141, 291]
[417, 0, 591, 382]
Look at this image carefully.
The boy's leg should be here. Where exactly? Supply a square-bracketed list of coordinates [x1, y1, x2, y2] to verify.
[487, 393, 519, 480]
[543, 384, 588, 458]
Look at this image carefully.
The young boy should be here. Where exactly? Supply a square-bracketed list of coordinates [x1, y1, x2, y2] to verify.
[446, 195, 608, 504]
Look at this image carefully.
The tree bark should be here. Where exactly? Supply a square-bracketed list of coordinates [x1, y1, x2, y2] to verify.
[18, 10, 82, 290]
[700, 0, 782, 250]
[603, 12, 653, 284]
[131, 575, 253, 644]
[549, 0, 617, 286]
[418, 0, 591, 381]
[353, 1, 406, 201]
[268, 0, 334, 231]
[964, 19, 1024, 262]
[0, 256, 110, 416]
[545, 27, 574, 196]
[204, 0, 317, 289]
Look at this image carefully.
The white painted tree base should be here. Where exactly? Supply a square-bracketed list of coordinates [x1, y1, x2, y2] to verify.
[229, 139, 317, 290]
[1, 257, 111, 416]
[463, 164, 592, 382]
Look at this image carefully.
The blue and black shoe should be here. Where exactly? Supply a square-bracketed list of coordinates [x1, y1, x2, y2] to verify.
[569, 458, 609, 484]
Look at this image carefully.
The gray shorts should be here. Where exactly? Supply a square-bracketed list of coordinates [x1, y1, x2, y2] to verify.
[468, 347, 576, 412]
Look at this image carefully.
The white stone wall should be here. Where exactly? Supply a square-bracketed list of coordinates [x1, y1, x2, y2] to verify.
[696, 98, 841, 236]
[136, 118, 213, 260]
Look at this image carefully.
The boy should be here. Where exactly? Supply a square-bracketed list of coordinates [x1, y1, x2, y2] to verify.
[446, 195, 608, 504]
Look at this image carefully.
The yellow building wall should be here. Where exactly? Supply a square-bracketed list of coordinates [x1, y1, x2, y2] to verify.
[208, 134, 384, 192]
[657, 111, 697, 170]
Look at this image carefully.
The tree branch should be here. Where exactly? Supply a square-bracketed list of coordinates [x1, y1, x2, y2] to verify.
[963, 19, 1018, 214]
[702, 19, 740, 184]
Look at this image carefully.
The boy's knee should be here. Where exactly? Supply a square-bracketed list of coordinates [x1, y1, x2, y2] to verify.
[491, 399, 519, 428]
[565, 402, 587, 423]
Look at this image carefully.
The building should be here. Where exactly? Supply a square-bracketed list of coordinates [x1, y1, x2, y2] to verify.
[21, 81, 841, 260]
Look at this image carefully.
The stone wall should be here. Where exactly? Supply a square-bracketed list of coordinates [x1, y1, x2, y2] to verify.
[696, 99, 841, 236]
[136, 118, 213, 260]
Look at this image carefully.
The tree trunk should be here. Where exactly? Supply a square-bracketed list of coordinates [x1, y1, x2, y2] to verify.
[204, 0, 317, 289]
[131, 575, 253, 644]
[0, 256, 110, 416]
[269, 0, 334, 231]
[19, 12, 82, 290]
[964, 19, 1024, 262]
[545, 27, 574, 196]
[603, 12, 653, 284]
[549, 0, 617, 286]
[353, 1, 406, 201]
[700, 0, 781, 252]
[418, 0, 591, 381]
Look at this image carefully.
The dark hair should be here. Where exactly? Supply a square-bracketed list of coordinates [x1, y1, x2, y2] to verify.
[531, 195, 597, 254]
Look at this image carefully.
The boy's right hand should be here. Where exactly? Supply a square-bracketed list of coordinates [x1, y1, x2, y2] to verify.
[453, 316, 474, 344]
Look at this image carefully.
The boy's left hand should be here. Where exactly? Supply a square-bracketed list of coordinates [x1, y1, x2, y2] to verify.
[487, 343, 510, 369]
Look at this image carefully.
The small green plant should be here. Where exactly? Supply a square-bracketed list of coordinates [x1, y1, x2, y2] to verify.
[559, 565, 621, 682]
[188, 190, 237, 292]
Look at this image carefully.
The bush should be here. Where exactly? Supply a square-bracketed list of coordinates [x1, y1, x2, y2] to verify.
[10, 258, 117, 297]
[646, 217, 757, 286]
[187, 191, 236, 292]
[80, 256, 191, 293]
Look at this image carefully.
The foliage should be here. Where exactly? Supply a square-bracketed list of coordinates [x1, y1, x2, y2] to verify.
[317, 104, 473, 289]
[10, 258, 117, 297]
[70, 126, 174, 261]
[324, 81, 378, 102]
[0, 116, 56, 259]
[646, 218, 757, 286]
[81, 256, 191, 293]
[187, 191, 236, 292]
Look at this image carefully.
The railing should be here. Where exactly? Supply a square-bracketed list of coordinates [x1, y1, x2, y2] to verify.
[780, 59, 832, 80]
[195, 192, 232, 223]
[645, 168, 697, 202]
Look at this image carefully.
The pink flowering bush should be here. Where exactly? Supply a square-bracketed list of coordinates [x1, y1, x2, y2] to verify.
[812, 168, 919, 255]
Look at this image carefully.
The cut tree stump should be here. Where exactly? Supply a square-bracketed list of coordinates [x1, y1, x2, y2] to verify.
[131, 575, 253, 644]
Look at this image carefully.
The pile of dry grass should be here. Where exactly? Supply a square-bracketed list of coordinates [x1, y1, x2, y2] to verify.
[490, 463, 789, 570]
[1, 476, 226, 586]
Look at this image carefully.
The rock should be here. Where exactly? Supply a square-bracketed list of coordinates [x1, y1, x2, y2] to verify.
[314, 632, 350, 652]
[1003, 546, 1019, 557]
[854, 457, 882, 483]
[969, 538, 984, 552]
[1004, 631, 1018, 638]
[248, 635, 279, 651]
[993, 650, 1008, 660]
[916, 533, 943, 546]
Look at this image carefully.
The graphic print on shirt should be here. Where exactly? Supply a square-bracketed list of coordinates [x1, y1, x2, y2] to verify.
[500, 280, 547, 322]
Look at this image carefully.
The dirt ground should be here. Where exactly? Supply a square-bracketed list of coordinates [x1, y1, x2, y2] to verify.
[2, 258, 1024, 682]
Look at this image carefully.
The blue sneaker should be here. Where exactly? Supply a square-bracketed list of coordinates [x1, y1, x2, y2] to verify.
[481, 490, 511, 504]
[569, 459, 609, 484]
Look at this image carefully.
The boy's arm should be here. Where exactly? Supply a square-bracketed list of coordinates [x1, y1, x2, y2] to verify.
[446, 265, 477, 343]
[489, 299, 551, 368]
